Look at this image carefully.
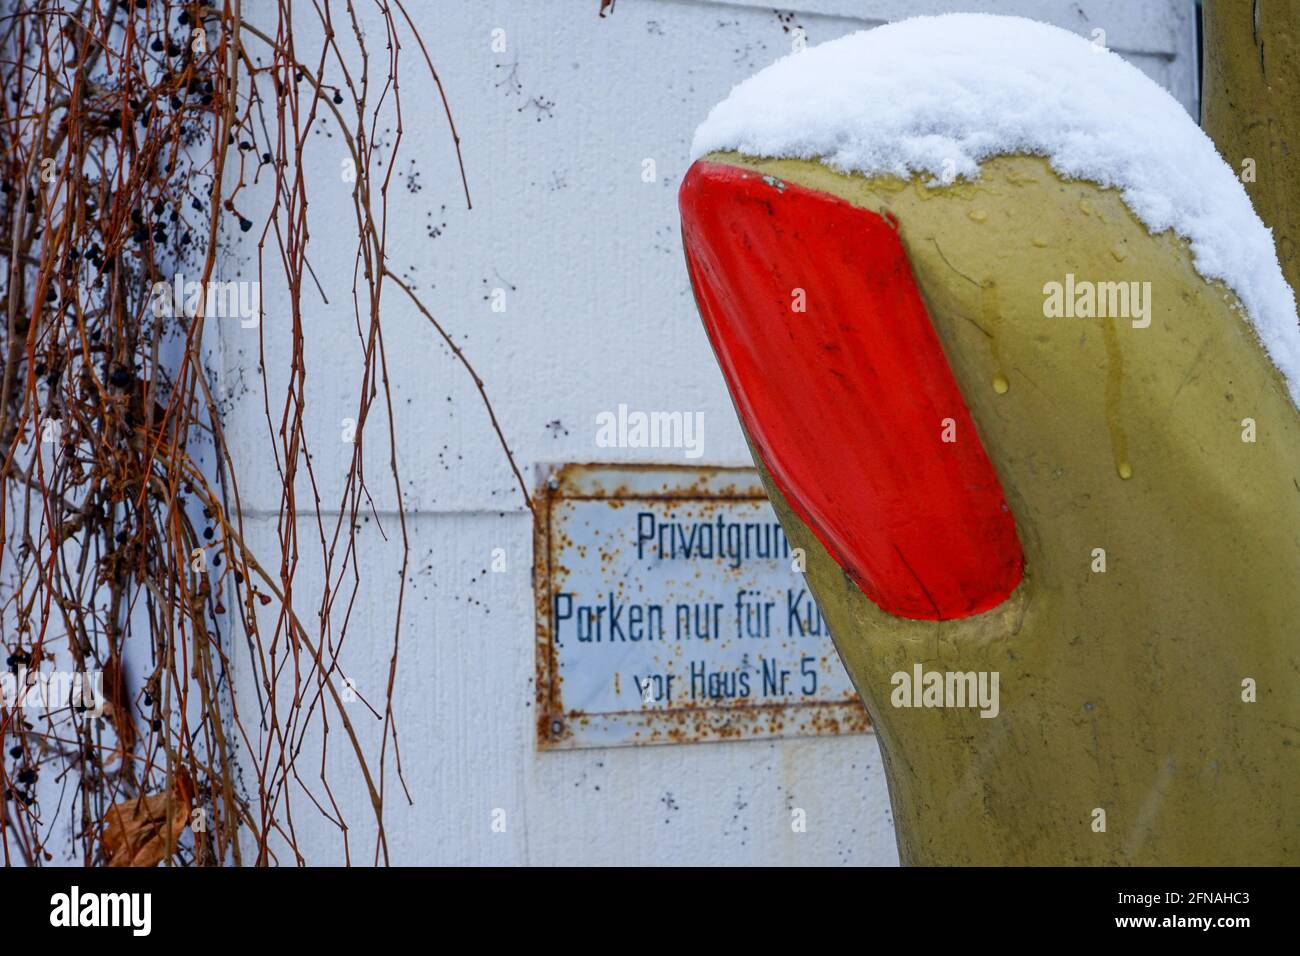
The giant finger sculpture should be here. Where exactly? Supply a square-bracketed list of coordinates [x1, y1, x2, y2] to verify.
[680, 15, 1300, 865]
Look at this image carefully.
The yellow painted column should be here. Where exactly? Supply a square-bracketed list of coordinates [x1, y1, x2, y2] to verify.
[1202, 0, 1300, 303]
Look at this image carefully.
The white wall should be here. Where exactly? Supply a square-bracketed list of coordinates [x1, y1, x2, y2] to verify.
[221, 0, 1197, 865]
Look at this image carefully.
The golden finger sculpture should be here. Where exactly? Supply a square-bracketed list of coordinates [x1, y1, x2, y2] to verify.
[679, 15, 1300, 865]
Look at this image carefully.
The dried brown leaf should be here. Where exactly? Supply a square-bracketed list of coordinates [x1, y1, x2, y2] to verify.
[101, 770, 193, 867]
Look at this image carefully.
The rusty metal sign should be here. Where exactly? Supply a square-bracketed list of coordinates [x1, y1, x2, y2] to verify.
[534, 464, 869, 749]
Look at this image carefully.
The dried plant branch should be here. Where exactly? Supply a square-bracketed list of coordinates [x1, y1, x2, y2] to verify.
[0, 0, 524, 867]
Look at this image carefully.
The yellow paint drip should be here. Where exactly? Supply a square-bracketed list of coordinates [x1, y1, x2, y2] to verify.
[981, 279, 1006, 392]
[1102, 316, 1131, 481]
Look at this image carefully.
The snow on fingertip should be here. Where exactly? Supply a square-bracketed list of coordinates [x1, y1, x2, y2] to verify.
[690, 13, 1300, 407]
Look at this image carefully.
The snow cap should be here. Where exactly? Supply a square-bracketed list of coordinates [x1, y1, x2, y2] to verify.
[691, 14, 1300, 406]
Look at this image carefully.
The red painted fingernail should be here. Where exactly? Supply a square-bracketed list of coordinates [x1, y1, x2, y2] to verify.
[679, 160, 1024, 620]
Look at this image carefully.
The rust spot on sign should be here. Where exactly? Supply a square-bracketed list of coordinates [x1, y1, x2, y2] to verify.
[534, 464, 870, 750]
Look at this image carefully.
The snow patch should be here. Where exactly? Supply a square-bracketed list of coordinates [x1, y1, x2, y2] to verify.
[691, 14, 1300, 407]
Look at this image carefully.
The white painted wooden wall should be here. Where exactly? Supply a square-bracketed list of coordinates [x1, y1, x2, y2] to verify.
[222, 0, 1198, 865]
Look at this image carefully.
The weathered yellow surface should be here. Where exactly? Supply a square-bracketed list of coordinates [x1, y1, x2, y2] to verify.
[703, 152, 1300, 865]
[1203, 0, 1300, 303]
